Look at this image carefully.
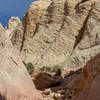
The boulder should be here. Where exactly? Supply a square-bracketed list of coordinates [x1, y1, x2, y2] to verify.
[33, 72, 62, 90]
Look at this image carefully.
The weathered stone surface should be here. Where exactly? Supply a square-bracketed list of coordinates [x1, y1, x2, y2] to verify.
[21, 0, 100, 70]
[5, 17, 21, 39]
[66, 1, 100, 70]
[7, 0, 51, 60]
[72, 54, 100, 100]
[33, 72, 62, 90]
[2, 0, 100, 100]
[5, 17, 24, 50]
[0, 24, 43, 100]
[23, 0, 66, 68]
[64, 0, 82, 15]
[8, 0, 100, 71]
[22, 0, 51, 39]
[78, 75, 100, 100]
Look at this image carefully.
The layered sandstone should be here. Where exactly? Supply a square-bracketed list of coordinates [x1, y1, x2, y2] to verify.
[6, 0, 100, 71]
[5, 0, 51, 53]
[2, 0, 100, 100]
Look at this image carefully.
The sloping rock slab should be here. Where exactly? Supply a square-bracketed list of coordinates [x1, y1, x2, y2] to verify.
[0, 24, 43, 100]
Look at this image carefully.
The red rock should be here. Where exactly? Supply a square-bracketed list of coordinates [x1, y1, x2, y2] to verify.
[78, 75, 100, 100]
[33, 72, 62, 90]
[73, 54, 100, 100]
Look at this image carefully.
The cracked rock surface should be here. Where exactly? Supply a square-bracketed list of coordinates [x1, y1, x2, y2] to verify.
[6, 0, 100, 71]
[0, 24, 43, 100]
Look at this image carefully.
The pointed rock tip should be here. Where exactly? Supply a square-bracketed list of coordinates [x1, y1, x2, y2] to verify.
[8, 16, 21, 24]
[0, 23, 4, 30]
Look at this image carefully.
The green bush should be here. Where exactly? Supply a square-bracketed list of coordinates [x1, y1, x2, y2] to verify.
[23, 61, 34, 75]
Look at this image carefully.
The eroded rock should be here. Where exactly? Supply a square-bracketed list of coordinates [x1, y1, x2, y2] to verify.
[33, 72, 62, 90]
[0, 24, 43, 100]
[73, 54, 100, 100]
[6, 0, 100, 71]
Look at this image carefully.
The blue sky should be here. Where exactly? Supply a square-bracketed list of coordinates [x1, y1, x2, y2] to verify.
[0, 0, 36, 27]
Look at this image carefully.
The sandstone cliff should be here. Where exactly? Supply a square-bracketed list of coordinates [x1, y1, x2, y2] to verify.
[6, 0, 100, 71]
[1, 0, 100, 100]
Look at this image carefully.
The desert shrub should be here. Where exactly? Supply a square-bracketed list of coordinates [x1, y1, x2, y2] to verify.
[51, 65, 63, 72]
[41, 65, 63, 73]
[23, 61, 34, 75]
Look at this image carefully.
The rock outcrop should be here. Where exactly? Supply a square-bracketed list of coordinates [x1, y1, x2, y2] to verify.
[38, 54, 100, 100]
[33, 72, 62, 90]
[22, 0, 51, 39]
[5, 17, 24, 50]
[6, 0, 51, 53]
[5, 17, 21, 39]
[0, 24, 42, 100]
[68, 1, 100, 70]
[3, 0, 100, 99]
[73, 53, 100, 100]
[6, 0, 100, 71]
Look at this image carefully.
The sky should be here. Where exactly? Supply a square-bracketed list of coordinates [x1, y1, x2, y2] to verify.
[0, 0, 36, 27]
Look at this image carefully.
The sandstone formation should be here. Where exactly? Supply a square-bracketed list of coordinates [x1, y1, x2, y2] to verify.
[68, 1, 100, 70]
[72, 53, 100, 100]
[38, 54, 100, 100]
[5, 0, 51, 53]
[22, 0, 52, 39]
[5, 17, 21, 39]
[5, 17, 24, 50]
[1, 0, 100, 100]
[0, 24, 42, 100]
[6, 0, 100, 71]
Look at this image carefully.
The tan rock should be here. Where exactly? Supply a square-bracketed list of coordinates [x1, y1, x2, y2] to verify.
[66, 1, 100, 70]
[64, 0, 82, 15]
[22, 0, 51, 39]
[21, 0, 94, 70]
[0, 24, 43, 100]
[7, 0, 100, 71]
[5, 16, 24, 50]
[73, 54, 100, 100]
[5, 17, 21, 39]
